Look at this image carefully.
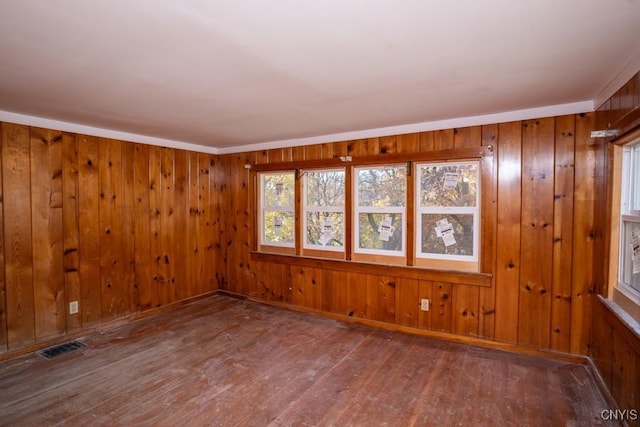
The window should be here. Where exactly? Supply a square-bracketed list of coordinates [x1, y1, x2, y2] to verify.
[259, 171, 295, 251]
[353, 165, 406, 263]
[251, 144, 493, 274]
[415, 161, 480, 271]
[302, 169, 345, 253]
[619, 142, 640, 294]
[609, 134, 640, 323]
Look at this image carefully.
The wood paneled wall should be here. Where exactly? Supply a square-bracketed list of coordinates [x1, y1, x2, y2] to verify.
[0, 123, 219, 354]
[592, 70, 640, 413]
[217, 114, 597, 355]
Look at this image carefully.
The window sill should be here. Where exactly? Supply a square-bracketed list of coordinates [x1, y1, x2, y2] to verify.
[599, 294, 640, 342]
[250, 251, 493, 287]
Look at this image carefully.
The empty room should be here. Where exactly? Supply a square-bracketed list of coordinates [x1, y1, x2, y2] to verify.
[1, 1, 639, 425]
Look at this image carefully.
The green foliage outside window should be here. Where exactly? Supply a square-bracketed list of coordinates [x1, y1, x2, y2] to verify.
[356, 166, 406, 252]
[305, 170, 345, 248]
[262, 172, 295, 245]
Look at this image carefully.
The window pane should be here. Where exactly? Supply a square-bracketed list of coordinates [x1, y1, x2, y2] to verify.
[306, 212, 344, 247]
[621, 220, 640, 292]
[263, 173, 294, 207]
[631, 145, 640, 212]
[357, 213, 403, 252]
[420, 163, 478, 207]
[305, 170, 345, 207]
[420, 213, 474, 256]
[263, 211, 294, 244]
[357, 166, 406, 207]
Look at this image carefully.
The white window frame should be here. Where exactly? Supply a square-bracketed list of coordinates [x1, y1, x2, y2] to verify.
[302, 168, 346, 252]
[353, 164, 406, 257]
[415, 161, 480, 267]
[618, 142, 640, 301]
[258, 171, 295, 249]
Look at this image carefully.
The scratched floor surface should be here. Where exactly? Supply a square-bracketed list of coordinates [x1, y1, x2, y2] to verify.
[0, 294, 612, 426]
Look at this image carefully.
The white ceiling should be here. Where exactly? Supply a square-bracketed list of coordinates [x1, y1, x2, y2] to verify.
[1, 1, 639, 154]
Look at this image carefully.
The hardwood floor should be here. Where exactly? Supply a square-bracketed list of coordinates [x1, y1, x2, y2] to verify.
[0, 294, 612, 426]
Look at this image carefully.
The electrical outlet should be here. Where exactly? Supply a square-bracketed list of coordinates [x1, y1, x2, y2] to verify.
[420, 298, 430, 312]
[69, 301, 79, 315]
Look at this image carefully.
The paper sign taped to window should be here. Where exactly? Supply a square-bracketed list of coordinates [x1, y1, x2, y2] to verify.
[319, 219, 334, 246]
[442, 231, 456, 247]
[274, 217, 283, 236]
[378, 216, 395, 242]
[443, 172, 459, 190]
[435, 217, 456, 247]
[632, 225, 640, 274]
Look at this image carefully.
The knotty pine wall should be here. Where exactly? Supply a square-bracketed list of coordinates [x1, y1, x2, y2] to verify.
[591, 70, 640, 412]
[0, 123, 219, 354]
[217, 113, 597, 355]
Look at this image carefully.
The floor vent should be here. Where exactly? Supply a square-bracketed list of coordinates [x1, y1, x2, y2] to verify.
[37, 341, 86, 359]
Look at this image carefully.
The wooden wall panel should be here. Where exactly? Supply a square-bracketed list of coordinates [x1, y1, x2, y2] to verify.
[417, 280, 432, 330]
[494, 122, 522, 343]
[479, 124, 498, 339]
[62, 132, 81, 332]
[395, 278, 418, 327]
[77, 135, 101, 326]
[452, 285, 479, 336]
[98, 138, 126, 321]
[519, 118, 555, 348]
[2, 123, 35, 350]
[431, 282, 452, 333]
[571, 113, 597, 355]
[201, 154, 218, 295]
[365, 275, 396, 323]
[186, 152, 201, 295]
[30, 127, 65, 342]
[148, 145, 163, 308]
[551, 115, 575, 353]
[120, 143, 136, 315]
[133, 144, 152, 311]
[347, 272, 367, 318]
[0, 125, 6, 352]
[173, 150, 189, 301]
[159, 147, 176, 305]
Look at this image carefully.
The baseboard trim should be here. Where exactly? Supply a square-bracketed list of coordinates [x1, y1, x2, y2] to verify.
[585, 357, 619, 412]
[217, 289, 588, 365]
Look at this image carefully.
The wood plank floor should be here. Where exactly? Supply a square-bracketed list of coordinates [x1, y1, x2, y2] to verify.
[0, 294, 613, 426]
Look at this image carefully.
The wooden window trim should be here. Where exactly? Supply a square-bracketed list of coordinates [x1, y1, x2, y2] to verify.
[608, 127, 640, 325]
[250, 250, 493, 287]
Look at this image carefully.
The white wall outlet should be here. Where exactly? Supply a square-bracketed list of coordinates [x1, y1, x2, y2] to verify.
[420, 298, 430, 312]
[69, 301, 79, 315]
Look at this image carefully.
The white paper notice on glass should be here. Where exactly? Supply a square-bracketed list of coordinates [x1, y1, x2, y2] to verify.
[442, 231, 457, 247]
[632, 224, 640, 274]
[443, 172, 459, 190]
[274, 217, 283, 236]
[435, 217, 456, 246]
[319, 219, 334, 246]
[378, 216, 395, 242]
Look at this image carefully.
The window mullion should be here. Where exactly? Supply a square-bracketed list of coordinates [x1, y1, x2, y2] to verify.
[295, 171, 302, 255]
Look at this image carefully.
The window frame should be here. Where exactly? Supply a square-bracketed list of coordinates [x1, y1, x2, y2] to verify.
[249, 145, 495, 278]
[608, 132, 640, 323]
[616, 141, 640, 309]
[257, 170, 296, 254]
[352, 163, 407, 265]
[301, 167, 347, 257]
[414, 160, 481, 272]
